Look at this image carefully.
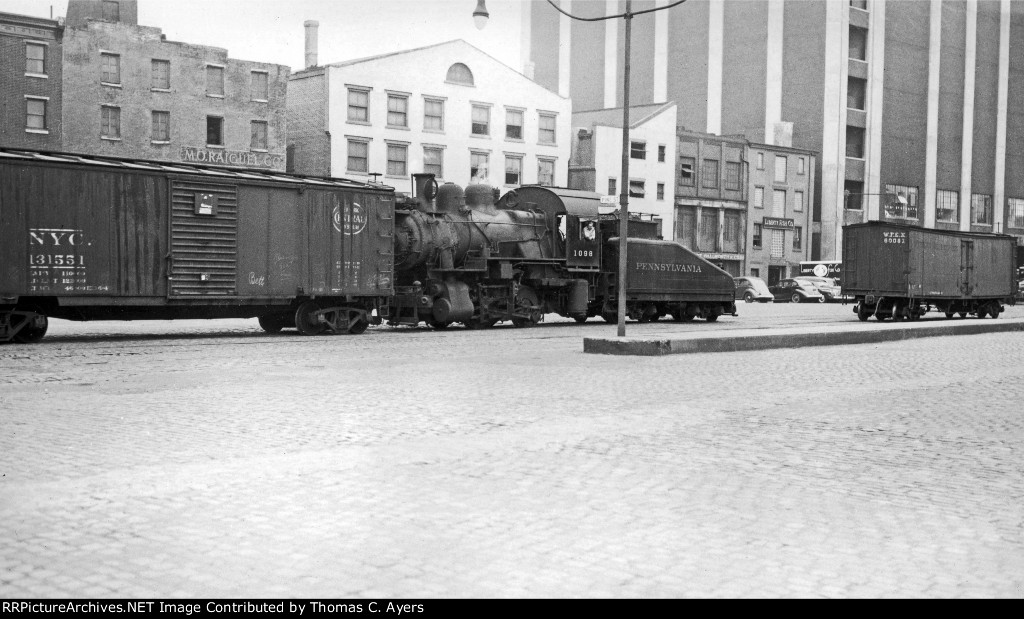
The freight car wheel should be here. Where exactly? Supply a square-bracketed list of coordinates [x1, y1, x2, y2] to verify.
[13, 314, 48, 344]
[602, 312, 617, 323]
[944, 310, 954, 319]
[790, 293, 802, 304]
[573, 316, 588, 323]
[429, 321, 451, 330]
[258, 314, 288, 333]
[295, 301, 325, 336]
[977, 308, 988, 319]
[348, 317, 370, 334]
[857, 306, 872, 321]
[990, 306, 1001, 319]
[958, 312, 967, 318]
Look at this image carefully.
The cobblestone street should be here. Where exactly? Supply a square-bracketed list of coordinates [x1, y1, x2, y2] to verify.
[2, 303, 1023, 598]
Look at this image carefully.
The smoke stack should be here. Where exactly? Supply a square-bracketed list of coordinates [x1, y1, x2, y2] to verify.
[304, 20, 319, 68]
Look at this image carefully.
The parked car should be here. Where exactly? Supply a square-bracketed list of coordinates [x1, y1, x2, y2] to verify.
[794, 276, 843, 302]
[769, 278, 825, 303]
[734, 276, 774, 303]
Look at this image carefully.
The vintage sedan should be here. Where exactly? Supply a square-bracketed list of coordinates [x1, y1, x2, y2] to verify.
[734, 276, 774, 303]
[769, 278, 825, 303]
[794, 276, 843, 302]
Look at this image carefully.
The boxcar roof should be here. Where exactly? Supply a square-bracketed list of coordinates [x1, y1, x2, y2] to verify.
[844, 220, 1016, 240]
[0, 148, 394, 193]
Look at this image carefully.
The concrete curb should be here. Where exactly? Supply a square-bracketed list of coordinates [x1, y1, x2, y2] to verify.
[583, 319, 1024, 356]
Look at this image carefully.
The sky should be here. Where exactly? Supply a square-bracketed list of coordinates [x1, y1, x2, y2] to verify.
[0, 0, 527, 72]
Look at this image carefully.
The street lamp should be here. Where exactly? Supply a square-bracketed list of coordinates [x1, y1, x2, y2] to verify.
[479, 0, 688, 336]
[473, 0, 489, 30]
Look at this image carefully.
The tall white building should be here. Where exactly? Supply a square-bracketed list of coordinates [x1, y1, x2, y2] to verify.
[288, 34, 571, 194]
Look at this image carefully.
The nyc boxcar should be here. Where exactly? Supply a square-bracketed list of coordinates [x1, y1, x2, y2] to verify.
[842, 221, 1016, 321]
[0, 149, 394, 343]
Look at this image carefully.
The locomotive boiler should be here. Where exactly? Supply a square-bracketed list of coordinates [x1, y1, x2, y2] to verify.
[387, 174, 736, 329]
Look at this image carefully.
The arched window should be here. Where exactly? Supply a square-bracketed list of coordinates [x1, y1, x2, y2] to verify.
[446, 63, 474, 86]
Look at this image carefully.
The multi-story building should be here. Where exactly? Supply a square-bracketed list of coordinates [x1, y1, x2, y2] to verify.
[568, 102, 677, 234]
[61, 1, 288, 170]
[288, 32, 571, 193]
[524, 0, 1024, 259]
[745, 141, 817, 283]
[0, 11, 63, 151]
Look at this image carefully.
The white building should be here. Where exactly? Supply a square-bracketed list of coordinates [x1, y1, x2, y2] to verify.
[288, 33, 571, 194]
[567, 103, 678, 235]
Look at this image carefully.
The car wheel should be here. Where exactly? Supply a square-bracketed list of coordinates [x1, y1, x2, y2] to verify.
[790, 293, 802, 304]
[743, 291, 756, 303]
[817, 296, 825, 303]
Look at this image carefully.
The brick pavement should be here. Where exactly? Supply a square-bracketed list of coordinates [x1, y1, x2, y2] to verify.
[1, 304, 1022, 598]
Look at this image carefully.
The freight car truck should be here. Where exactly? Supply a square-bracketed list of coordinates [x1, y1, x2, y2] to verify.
[842, 221, 1017, 322]
[0, 149, 395, 343]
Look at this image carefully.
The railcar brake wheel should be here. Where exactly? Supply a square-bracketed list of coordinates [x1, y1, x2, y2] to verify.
[13, 314, 48, 344]
[295, 301, 325, 335]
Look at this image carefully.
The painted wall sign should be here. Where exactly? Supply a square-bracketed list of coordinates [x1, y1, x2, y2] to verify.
[762, 217, 795, 229]
[179, 147, 284, 169]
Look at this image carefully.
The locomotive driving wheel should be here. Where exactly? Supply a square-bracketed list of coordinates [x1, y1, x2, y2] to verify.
[512, 286, 542, 328]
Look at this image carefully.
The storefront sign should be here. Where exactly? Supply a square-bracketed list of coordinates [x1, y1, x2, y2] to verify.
[762, 217, 795, 229]
[179, 147, 284, 170]
[700, 253, 744, 261]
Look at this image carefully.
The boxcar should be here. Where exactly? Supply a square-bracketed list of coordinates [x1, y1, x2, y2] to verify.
[0, 149, 394, 343]
[842, 221, 1016, 321]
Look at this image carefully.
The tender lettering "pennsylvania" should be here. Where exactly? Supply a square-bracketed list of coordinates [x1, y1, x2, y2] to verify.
[635, 262, 702, 273]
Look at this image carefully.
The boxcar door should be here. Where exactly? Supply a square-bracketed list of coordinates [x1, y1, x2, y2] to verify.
[960, 240, 974, 296]
[168, 180, 238, 298]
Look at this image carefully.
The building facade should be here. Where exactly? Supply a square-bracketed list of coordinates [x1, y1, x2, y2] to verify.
[0, 11, 63, 151]
[61, 18, 289, 170]
[525, 0, 1024, 259]
[568, 102, 677, 235]
[288, 37, 571, 193]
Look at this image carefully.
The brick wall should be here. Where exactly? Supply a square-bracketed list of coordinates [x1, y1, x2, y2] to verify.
[0, 15, 63, 150]
[286, 69, 331, 177]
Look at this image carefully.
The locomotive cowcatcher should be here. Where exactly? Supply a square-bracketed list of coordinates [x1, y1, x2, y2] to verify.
[387, 174, 736, 329]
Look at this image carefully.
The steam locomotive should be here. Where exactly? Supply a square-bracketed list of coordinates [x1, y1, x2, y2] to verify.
[385, 174, 736, 329]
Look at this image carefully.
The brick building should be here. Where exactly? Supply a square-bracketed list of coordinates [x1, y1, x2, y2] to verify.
[61, 1, 289, 170]
[0, 11, 63, 151]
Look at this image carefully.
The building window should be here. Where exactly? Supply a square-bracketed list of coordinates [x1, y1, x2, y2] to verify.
[884, 184, 919, 219]
[793, 227, 802, 251]
[347, 88, 369, 123]
[724, 211, 741, 253]
[849, 26, 868, 61]
[774, 156, 788, 183]
[347, 139, 368, 173]
[770, 229, 785, 258]
[608, 178, 617, 196]
[25, 97, 46, 130]
[679, 158, 695, 186]
[387, 93, 408, 128]
[538, 158, 555, 186]
[699, 209, 717, 250]
[850, 0, 868, 10]
[446, 63, 474, 86]
[794, 190, 804, 212]
[725, 161, 741, 190]
[505, 109, 523, 139]
[206, 116, 223, 146]
[848, 77, 867, 110]
[538, 113, 556, 144]
[101, 52, 121, 84]
[102, 0, 120, 21]
[971, 193, 993, 225]
[471, 105, 490, 136]
[630, 141, 646, 160]
[251, 71, 269, 101]
[1008, 197, 1024, 229]
[101, 106, 121, 139]
[505, 155, 522, 185]
[773, 189, 787, 216]
[753, 224, 762, 249]
[629, 179, 646, 199]
[756, 152, 764, 169]
[424, 98, 444, 131]
[470, 151, 489, 182]
[936, 189, 959, 223]
[152, 111, 170, 142]
[386, 143, 408, 177]
[797, 157, 806, 175]
[251, 120, 268, 150]
[423, 147, 444, 178]
[753, 186, 764, 208]
[846, 126, 865, 158]
[845, 180, 864, 209]
[26, 43, 46, 74]
[658, 145, 666, 163]
[151, 59, 170, 89]
[702, 159, 719, 189]
[657, 183, 665, 201]
[206, 65, 224, 96]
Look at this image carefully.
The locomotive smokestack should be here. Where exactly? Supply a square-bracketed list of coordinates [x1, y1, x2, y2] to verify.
[304, 20, 319, 68]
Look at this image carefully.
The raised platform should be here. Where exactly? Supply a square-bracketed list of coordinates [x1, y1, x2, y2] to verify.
[583, 317, 1024, 355]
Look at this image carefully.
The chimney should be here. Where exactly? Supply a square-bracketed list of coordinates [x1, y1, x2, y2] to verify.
[304, 20, 319, 68]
